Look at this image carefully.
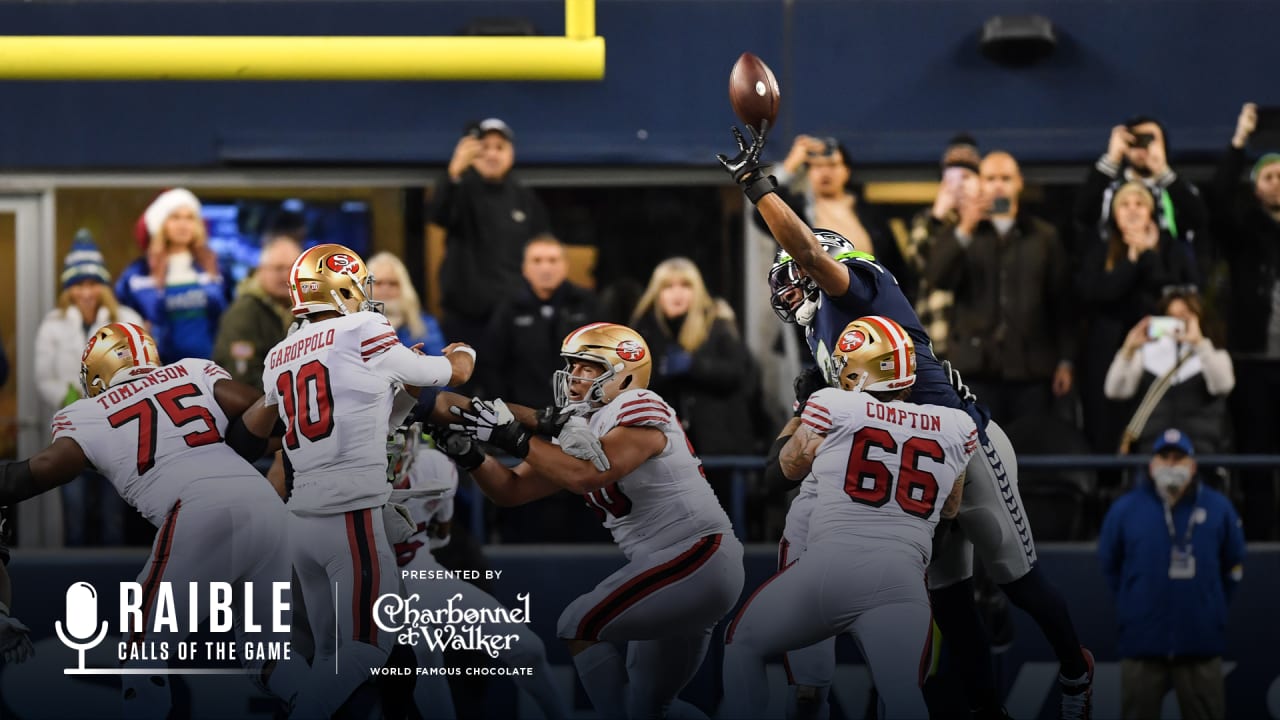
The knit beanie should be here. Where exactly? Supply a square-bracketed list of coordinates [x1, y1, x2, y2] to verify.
[61, 229, 111, 289]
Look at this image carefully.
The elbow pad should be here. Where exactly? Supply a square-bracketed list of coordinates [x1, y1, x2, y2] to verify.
[763, 434, 800, 495]
[226, 416, 269, 462]
[0, 460, 36, 505]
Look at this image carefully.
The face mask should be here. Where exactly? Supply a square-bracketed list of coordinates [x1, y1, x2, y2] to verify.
[1151, 465, 1192, 500]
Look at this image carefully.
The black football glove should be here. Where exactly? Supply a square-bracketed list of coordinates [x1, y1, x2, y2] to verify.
[793, 366, 828, 417]
[449, 398, 532, 459]
[535, 405, 575, 437]
[429, 426, 487, 471]
[941, 360, 978, 404]
[716, 121, 777, 204]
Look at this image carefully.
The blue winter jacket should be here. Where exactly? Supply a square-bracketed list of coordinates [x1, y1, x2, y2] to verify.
[116, 257, 228, 364]
[1098, 476, 1246, 658]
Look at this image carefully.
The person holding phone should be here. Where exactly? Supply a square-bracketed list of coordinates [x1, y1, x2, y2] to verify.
[925, 151, 1076, 426]
[1211, 101, 1280, 539]
[1073, 116, 1209, 275]
[904, 134, 982, 358]
[1077, 182, 1195, 455]
[1104, 288, 1234, 454]
[430, 118, 550, 386]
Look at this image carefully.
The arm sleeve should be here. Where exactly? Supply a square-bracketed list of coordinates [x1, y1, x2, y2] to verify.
[1097, 503, 1125, 595]
[34, 318, 69, 408]
[825, 261, 882, 315]
[368, 343, 454, 388]
[1103, 349, 1144, 400]
[1073, 164, 1115, 241]
[762, 432, 800, 494]
[1194, 341, 1236, 396]
[922, 224, 968, 291]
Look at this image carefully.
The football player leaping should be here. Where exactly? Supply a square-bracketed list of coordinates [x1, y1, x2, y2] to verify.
[724, 316, 977, 720]
[241, 244, 475, 718]
[439, 322, 745, 720]
[0, 323, 307, 716]
[385, 424, 569, 720]
[719, 125, 1094, 720]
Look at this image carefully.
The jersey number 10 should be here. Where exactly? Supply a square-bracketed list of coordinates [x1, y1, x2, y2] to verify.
[276, 360, 336, 449]
[844, 427, 944, 519]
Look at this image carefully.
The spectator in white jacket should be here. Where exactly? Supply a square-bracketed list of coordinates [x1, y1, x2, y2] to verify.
[34, 231, 142, 545]
[1105, 287, 1235, 454]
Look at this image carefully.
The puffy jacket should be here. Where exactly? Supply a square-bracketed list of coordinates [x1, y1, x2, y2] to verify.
[1098, 477, 1246, 658]
[116, 256, 227, 363]
[34, 303, 144, 421]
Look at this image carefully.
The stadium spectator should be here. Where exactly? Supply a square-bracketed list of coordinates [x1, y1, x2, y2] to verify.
[117, 188, 228, 363]
[213, 235, 301, 389]
[758, 134, 913, 297]
[924, 151, 1075, 425]
[482, 235, 595, 408]
[902, 134, 981, 358]
[34, 231, 142, 545]
[1211, 101, 1280, 539]
[478, 236, 599, 544]
[368, 252, 447, 355]
[1074, 117, 1209, 278]
[1105, 288, 1234, 454]
[1078, 182, 1195, 453]
[430, 118, 550, 356]
[1098, 429, 1244, 720]
[630, 257, 759, 460]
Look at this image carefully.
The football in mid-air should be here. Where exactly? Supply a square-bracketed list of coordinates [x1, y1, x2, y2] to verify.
[729, 52, 781, 132]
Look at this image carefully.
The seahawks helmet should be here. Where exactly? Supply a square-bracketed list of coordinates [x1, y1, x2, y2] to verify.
[768, 230, 864, 323]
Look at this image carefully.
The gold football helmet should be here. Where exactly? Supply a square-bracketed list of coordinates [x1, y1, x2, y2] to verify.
[287, 243, 381, 317]
[554, 322, 653, 411]
[80, 322, 161, 398]
[830, 315, 917, 393]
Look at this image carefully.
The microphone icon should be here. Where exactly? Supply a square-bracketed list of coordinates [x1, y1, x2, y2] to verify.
[56, 582, 109, 673]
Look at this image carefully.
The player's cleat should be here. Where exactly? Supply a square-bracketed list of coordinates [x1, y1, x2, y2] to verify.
[1058, 647, 1094, 720]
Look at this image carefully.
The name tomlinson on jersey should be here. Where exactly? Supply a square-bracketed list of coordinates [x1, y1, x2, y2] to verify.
[93, 365, 191, 409]
[269, 328, 337, 370]
[864, 401, 942, 432]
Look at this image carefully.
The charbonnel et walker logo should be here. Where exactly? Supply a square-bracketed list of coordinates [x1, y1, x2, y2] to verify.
[374, 591, 533, 659]
[56, 580, 294, 675]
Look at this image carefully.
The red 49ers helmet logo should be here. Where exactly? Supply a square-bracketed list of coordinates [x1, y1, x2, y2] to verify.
[325, 253, 360, 274]
[616, 340, 646, 362]
[838, 329, 866, 352]
[80, 334, 99, 362]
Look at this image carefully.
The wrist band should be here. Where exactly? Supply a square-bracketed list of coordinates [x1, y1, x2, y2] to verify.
[448, 346, 477, 361]
[744, 174, 778, 204]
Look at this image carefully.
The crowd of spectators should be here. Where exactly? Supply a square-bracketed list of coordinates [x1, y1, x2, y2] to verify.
[15, 104, 1280, 546]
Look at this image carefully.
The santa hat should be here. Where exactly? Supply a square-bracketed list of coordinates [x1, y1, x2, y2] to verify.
[142, 188, 202, 240]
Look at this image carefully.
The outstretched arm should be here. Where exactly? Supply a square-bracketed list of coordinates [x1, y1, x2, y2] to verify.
[0, 438, 88, 505]
[756, 194, 852, 298]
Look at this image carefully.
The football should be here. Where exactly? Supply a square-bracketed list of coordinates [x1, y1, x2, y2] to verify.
[729, 52, 781, 132]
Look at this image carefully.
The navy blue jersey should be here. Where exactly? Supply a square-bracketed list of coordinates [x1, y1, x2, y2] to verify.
[806, 257, 962, 413]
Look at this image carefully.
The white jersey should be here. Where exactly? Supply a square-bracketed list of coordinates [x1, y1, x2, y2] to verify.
[392, 447, 457, 568]
[781, 474, 818, 552]
[51, 359, 265, 526]
[584, 389, 733, 561]
[802, 387, 978, 559]
[261, 311, 454, 515]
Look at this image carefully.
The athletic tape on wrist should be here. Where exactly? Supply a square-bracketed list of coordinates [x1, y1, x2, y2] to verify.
[448, 346, 477, 361]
